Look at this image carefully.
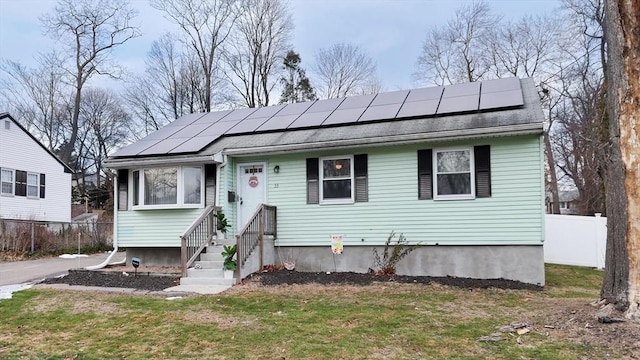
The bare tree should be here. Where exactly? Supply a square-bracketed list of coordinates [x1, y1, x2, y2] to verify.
[313, 43, 378, 99]
[222, 0, 293, 107]
[602, 0, 640, 320]
[151, 0, 238, 112]
[41, 0, 140, 167]
[0, 53, 69, 151]
[414, 0, 500, 86]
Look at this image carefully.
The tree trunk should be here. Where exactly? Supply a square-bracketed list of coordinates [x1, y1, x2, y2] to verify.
[544, 132, 561, 214]
[602, 0, 640, 319]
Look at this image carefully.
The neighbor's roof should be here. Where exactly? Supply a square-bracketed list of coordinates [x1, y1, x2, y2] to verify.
[107, 77, 543, 166]
[0, 113, 74, 173]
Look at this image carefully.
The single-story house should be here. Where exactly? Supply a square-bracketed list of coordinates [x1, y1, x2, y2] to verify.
[0, 113, 72, 223]
[106, 77, 546, 285]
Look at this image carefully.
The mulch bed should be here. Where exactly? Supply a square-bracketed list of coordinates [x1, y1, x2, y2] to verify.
[43, 269, 542, 292]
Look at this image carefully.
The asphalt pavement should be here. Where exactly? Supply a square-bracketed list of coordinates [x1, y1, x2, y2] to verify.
[0, 251, 125, 286]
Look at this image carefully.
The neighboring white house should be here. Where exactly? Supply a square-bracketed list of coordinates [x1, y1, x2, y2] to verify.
[0, 113, 73, 223]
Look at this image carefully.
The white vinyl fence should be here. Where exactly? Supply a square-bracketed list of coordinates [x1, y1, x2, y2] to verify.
[544, 214, 606, 269]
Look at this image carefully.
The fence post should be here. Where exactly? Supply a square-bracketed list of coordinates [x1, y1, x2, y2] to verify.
[30, 222, 35, 254]
[594, 213, 605, 269]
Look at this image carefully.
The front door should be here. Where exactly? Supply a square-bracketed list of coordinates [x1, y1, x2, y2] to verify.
[237, 163, 267, 231]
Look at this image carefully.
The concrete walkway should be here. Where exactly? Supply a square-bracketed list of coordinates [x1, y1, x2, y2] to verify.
[0, 251, 125, 286]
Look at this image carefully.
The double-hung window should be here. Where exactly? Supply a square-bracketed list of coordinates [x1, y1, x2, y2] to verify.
[131, 166, 203, 209]
[418, 145, 491, 200]
[27, 172, 39, 198]
[320, 156, 354, 204]
[1, 168, 13, 195]
[434, 148, 474, 200]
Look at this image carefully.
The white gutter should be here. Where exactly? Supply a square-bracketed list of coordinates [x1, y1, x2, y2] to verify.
[85, 171, 124, 270]
[224, 124, 543, 156]
[104, 155, 217, 169]
[213, 151, 227, 208]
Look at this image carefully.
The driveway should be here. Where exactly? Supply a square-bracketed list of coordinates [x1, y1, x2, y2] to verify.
[0, 252, 126, 286]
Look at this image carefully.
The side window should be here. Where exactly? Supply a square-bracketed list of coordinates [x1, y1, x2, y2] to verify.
[27, 172, 39, 198]
[434, 148, 474, 199]
[1, 168, 14, 195]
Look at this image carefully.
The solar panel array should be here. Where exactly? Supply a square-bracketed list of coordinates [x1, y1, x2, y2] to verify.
[113, 77, 525, 157]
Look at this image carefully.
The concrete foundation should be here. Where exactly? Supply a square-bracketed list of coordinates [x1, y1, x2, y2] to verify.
[126, 247, 181, 267]
[272, 245, 545, 286]
[132, 244, 545, 285]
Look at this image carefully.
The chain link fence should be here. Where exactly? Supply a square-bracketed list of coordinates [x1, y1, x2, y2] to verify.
[0, 218, 113, 255]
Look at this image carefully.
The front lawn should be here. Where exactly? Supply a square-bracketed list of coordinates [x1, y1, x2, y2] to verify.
[0, 264, 636, 359]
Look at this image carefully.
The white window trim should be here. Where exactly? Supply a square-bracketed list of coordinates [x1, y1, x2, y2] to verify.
[319, 155, 355, 205]
[131, 165, 204, 210]
[433, 147, 475, 201]
[1, 168, 14, 196]
[26, 172, 39, 199]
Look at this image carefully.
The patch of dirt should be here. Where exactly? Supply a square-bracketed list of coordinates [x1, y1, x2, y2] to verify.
[181, 310, 256, 328]
[247, 270, 542, 290]
[42, 269, 180, 291]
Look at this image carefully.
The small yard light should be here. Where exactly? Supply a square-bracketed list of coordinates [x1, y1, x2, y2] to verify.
[131, 257, 141, 277]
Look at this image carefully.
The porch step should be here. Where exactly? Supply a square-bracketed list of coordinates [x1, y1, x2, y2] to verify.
[192, 260, 223, 269]
[187, 268, 224, 278]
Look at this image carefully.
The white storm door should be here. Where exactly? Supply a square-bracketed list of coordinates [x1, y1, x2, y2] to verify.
[237, 163, 267, 231]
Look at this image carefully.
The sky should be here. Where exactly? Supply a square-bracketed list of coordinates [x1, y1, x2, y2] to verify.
[0, 0, 562, 94]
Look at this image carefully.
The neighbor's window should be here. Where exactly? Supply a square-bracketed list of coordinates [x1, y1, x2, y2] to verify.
[1, 168, 13, 195]
[434, 148, 475, 200]
[144, 168, 177, 205]
[27, 172, 39, 198]
[320, 156, 354, 204]
[132, 166, 203, 208]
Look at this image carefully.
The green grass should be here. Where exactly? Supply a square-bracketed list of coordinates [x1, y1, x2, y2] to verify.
[0, 264, 619, 359]
[544, 263, 603, 290]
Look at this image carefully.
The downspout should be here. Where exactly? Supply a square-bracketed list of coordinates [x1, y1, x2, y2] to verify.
[85, 171, 124, 270]
[213, 151, 227, 208]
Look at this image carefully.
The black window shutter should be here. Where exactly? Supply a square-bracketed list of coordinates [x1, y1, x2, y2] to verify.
[417, 149, 433, 200]
[39, 174, 46, 198]
[117, 169, 129, 211]
[205, 164, 216, 206]
[15, 170, 27, 197]
[474, 145, 491, 198]
[306, 158, 319, 204]
[354, 154, 368, 202]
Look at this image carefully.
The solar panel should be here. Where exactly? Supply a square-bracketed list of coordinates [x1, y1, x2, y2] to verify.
[437, 95, 479, 114]
[226, 117, 271, 134]
[256, 114, 300, 132]
[323, 108, 367, 125]
[405, 86, 444, 102]
[219, 107, 258, 122]
[305, 97, 345, 113]
[370, 90, 409, 106]
[166, 112, 206, 126]
[193, 110, 232, 124]
[288, 111, 333, 128]
[277, 101, 315, 116]
[168, 136, 215, 154]
[112, 139, 162, 157]
[137, 137, 190, 156]
[479, 89, 524, 110]
[337, 94, 375, 109]
[245, 103, 287, 119]
[170, 123, 213, 138]
[359, 104, 402, 122]
[442, 82, 480, 98]
[396, 99, 440, 118]
[481, 77, 521, 93]
[199, 120, 240, 136]
[142, 125, 187, 141]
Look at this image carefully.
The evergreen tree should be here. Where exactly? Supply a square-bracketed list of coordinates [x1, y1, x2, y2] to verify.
[279, 51, 316, 104]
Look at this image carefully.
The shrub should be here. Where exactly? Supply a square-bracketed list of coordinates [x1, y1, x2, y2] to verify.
[372, 231, 420, 275]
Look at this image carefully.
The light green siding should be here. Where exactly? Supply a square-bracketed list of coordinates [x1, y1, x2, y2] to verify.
[228, 135, 544, 246]
[118, 208, 204, 247]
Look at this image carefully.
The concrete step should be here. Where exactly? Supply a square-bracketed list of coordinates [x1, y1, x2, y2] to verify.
[193, 260, 223, 269]
[187, 268, 224, 278]
[200, 251, 224, 261]
[180, 276, 236, 286]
